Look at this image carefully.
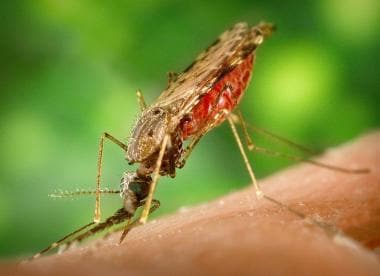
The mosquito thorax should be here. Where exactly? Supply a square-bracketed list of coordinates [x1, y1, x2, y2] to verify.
[120, 172, 151, 214]
[127, 107, 170, 163]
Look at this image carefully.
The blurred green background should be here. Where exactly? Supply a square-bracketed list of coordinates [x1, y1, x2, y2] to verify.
[0, 0, 379, 258]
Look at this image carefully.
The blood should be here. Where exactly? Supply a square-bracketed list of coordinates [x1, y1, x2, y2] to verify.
[180, 54, 255, 139]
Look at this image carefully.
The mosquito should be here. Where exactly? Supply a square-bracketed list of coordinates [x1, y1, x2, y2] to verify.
[32, 22, 369, 259]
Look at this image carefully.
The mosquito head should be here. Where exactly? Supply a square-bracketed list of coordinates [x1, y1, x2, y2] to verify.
[120, 172, 151, 214]
[127, 107, 169, 163]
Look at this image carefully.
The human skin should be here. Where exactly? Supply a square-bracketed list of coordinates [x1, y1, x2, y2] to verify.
[5, 131, 380, 275]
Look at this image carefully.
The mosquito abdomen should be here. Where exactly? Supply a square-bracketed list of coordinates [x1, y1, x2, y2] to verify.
[180, 54, 254, 139]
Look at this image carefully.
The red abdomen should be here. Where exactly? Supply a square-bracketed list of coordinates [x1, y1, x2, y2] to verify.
[180, 54, 254, 139]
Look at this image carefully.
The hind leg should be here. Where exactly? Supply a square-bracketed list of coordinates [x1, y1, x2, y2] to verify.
[225, 111, 337, 234]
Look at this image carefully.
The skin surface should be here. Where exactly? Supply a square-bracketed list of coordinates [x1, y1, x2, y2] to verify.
[5, 131, 380, 275]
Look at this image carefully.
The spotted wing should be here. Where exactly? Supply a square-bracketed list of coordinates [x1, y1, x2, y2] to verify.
[151, 22, 272, 116]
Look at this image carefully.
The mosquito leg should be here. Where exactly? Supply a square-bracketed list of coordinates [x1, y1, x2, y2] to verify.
[232, 112, 369, 174]
[236, 109, 255, 150]
[118, 199, 161, 244]
[177, 134, 203, 168]
[139, 135, 170, 224]
[136, 89, 147, 111]
[253, 146, 369, 174]
[230, 113, 317, 155]
[32, 221, 96, 259]
[33, 206, 138, 260]
[226, 111, 262, 198]
[226, 111, 338, 234]
[68, 208, 131, 246]
[95, 132, 129, 223]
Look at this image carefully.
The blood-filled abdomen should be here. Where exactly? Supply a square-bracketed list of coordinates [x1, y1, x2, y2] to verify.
[180, 54, 254, 139]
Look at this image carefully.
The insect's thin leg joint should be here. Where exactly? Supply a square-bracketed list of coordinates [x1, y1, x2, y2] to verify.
[230, 113, 317, 155]
[95, 132, 129, 223]
[236, 109, 255, 151]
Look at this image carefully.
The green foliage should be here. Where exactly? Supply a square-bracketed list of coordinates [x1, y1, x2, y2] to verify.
[0, 0, 379, 257]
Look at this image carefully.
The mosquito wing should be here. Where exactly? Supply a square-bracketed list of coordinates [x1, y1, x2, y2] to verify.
[151, 22, 270, 116]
